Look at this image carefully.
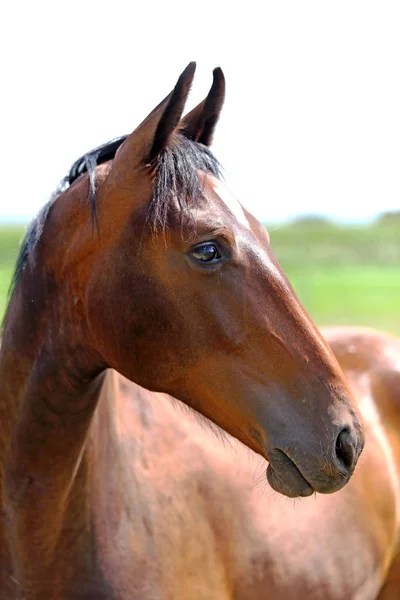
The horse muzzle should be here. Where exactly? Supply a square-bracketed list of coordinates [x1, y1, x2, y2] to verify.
[266, 423, 364, 498]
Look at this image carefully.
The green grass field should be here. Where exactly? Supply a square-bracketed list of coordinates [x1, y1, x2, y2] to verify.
[0, 226, 23, 320]
[269, 219, 400, 335]
[1, 219, 399, 335]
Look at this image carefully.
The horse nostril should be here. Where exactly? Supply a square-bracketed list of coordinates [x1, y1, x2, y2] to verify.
[335, 427, 356, 472]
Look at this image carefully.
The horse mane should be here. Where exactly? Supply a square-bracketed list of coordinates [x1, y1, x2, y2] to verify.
[5, 134, 221, 311]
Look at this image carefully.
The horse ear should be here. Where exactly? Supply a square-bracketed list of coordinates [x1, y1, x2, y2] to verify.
[113, 62, 196, 169]
[148, 62, 197, 160]
[179, 68, 225, 146]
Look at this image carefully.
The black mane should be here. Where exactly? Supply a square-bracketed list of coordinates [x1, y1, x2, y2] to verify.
[67, 135, 128, 185]
[6, 134, 221, 308]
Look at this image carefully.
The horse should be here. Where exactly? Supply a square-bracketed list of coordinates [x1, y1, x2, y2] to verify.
[1, 62, 386, 599]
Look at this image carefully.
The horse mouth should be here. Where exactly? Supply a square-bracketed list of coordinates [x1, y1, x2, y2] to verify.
[266, 449, 315, 498]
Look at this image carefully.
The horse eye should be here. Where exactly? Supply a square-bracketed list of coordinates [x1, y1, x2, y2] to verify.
[190, 243, 222, 263]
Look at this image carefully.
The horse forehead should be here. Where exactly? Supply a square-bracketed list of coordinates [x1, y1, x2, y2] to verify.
[206, 176, 250, 229]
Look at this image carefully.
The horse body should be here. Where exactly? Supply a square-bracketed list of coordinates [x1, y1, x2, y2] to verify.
[86, 335, 399, 600]
[1, 64, 394, 598]
[1, 327, 398, 599]
[84, 329, 400, 600]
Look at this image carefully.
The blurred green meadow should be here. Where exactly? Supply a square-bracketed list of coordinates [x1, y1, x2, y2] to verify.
[268, 216, 400, 335]
[0, 226, 23, 320]
[0, 217, 399, 335]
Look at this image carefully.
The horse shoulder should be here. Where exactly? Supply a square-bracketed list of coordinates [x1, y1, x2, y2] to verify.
[321, 326, 400, 456]
[323, 327, 400, 596]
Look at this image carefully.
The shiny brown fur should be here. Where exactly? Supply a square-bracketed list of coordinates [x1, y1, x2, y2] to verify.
[94, 327, 400, 600]
[0, 65, 369, 598]
[89, 329, 400, 600]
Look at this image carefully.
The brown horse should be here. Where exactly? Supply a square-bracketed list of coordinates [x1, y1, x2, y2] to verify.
[0, 63, 383, 599]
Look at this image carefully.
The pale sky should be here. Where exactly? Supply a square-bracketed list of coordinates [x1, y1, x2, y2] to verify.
[1, 1, 400, 224]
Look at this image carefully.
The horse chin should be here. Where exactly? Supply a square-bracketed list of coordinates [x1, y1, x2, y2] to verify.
[266, 451, 315, 498]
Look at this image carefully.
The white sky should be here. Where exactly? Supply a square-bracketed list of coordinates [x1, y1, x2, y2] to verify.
[1, 1, 400, 224]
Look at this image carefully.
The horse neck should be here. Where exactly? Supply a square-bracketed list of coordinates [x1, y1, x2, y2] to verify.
[0, 261, 106, 564]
